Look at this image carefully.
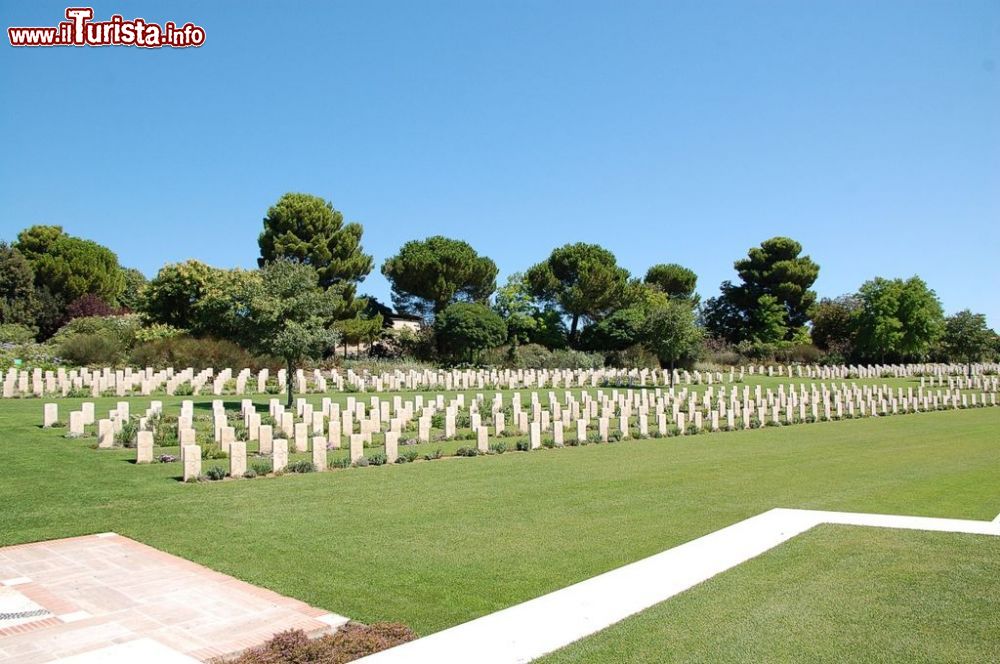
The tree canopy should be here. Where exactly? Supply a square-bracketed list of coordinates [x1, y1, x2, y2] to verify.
[15, 225, 125, 306]
[0, 242, 37, 327]
[644, 263, 698, 304]
[258, 192, 373, 289]
[854, 276, 944, 362]
[705, 237, 818, 343]
[433, 302, 507, 363]
[525, 243, 629, 341]
[381, 236, 498, 317]
[941, 310, 994, 364]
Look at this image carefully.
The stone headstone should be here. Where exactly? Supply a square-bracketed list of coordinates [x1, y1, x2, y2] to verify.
[312, 436, 327, 471]
[272, 439, 289, 473]
[229, 441, 247, 477]
[43, 403, 58, 428]
[385, 431, 400, 463]
[136, 431, 154, 463]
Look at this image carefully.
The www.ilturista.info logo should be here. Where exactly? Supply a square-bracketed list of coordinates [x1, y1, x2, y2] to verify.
[8, 7, 205, 48]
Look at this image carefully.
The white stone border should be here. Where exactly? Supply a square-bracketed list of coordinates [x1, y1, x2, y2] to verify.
[357, 508, 1000, 664]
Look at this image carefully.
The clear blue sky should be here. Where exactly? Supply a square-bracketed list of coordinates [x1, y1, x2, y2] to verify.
[2, 0, 997, 326]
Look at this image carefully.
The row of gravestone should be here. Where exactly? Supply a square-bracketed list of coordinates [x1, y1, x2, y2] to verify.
[12, 362, 1000, 398]
[42, 377, 1000, 481]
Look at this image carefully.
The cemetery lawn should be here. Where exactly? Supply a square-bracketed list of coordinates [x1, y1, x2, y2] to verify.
[539, 525, 1000, 663]
[1, 395, 998, 637]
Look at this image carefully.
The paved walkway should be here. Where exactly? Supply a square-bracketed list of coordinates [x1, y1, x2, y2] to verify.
[357, 508, 1000, 664]
[0, 533, 348, 663]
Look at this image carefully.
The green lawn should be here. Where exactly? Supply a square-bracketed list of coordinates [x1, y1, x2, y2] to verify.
[540, 525, 1000, 663]
[0, 391, 997, 639]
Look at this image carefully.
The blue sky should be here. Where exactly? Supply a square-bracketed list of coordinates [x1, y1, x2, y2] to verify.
[1, 0, 997, 326]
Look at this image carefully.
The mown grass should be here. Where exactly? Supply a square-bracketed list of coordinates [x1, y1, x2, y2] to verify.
[0, 389, 997, 638]
[540, 525, 1000, 663]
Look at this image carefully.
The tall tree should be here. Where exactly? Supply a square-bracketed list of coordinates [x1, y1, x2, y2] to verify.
[244, 260, 340, 406]
[15, 225, 125, 306]
[258, 193, 373, 292]
[525, 243, 629, 342]
[704, 237, 819, 342]
[854, 276, 943, 362]
[381, 236, 498, 317]
[941, 310, 994, 365]
[644, 263, 698, 304]
[0, 242, 37, 327]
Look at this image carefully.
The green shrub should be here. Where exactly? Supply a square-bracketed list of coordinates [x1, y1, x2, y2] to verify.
[58, 333, 126, 366]
[289, 460, 316, 473]
[129, 335, 278, 371]
[354, 457, 370, 467]
[250, 459, 273, 475]
[455, 446, 479, 457]
[423, 448, 443, 461]
[329, 457, 351, 469]
[242, 469, 258, 479]
[115, 418, 139, 448]
[367, 452, 387, 466]
[205, 465, 227, 481]
[201, 445, 228, 460]
[515, 440, 530, 452]
[49, 314, 142, 351]
[541, 437, 556, 449]
[0, 323, 37, 344]
[488, 441, 507, 454]
[396, 449, 419, 464]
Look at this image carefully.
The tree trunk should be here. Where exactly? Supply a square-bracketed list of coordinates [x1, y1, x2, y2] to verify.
[285, 357, 294, 408]
[570, 314, 580, 346]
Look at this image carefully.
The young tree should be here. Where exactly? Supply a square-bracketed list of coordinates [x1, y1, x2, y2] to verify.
[644, 263, 698, 304]
[433, 302, 507, 363]
[244, 260, 340, 406]
[15, 225, 126, 306]
[525, 243, 629, 343]
[258, 192, 373, 289]
[704, 237, 819, 342]
[642, 300, 704, 371]
[941, 310, 994, 365]
[381, 236, 498, 317]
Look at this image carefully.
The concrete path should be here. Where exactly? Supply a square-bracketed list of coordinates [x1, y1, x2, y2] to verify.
[0, 533, 348, 663]
[357, 508, 1000, 664]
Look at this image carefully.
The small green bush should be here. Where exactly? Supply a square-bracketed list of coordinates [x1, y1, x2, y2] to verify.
[423, 448, 443, 461]
[329, 457, 351, 469]
[115, 418, 139, 448]
[489, 441, 507, 454]
[455, 446, 479, 457]
[289, 460, 316, 473]
[250, 459, 272, 475]
[396, 449, 419, 464]
[205, 465, 227, 481]
[515, 440, 530, 452]
[367, 452, 387, 466]
[59, 333, 125, 366]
